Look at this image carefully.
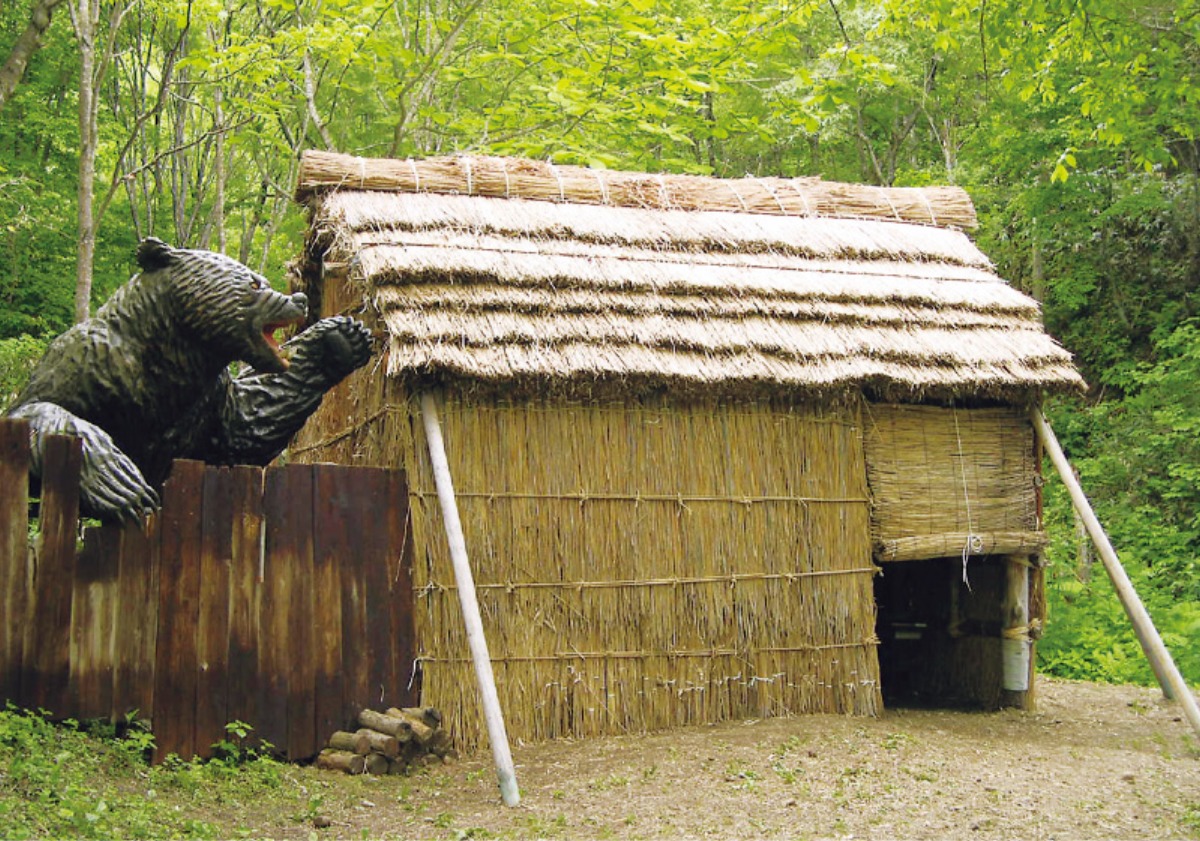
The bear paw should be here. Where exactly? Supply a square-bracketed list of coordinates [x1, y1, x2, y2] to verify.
[80, 445, 161, 523]
[13, 402, 161, 523]
[283, 315, 374, 383]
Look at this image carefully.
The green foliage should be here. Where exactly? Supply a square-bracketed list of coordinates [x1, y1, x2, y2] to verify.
[981, 175, 1200, 391]
[1038, 386, 1200, 686]
[209, 719, 277, 766]
[0, 333, 49, 410]
[0, 706, 199, 838]
[0, 707, 297, 840]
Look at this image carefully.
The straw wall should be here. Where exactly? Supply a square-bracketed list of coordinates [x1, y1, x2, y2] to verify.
[863, 404, 1043, 563]
[312, 390, 877, 750]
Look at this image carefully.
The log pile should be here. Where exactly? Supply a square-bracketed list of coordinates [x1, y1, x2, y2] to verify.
[314, 706, 455, 775]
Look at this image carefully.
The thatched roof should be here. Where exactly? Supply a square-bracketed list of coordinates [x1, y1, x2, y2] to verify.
[297, 150, 978, 229]
[297, 152, 1084, 402]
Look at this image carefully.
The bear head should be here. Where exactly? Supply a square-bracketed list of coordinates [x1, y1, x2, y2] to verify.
[136, 238, 308, 374]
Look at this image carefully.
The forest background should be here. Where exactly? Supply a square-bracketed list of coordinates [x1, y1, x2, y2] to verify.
[0, 0, 1197, 687]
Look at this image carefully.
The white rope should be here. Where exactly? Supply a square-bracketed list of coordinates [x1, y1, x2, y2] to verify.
[877, 187, 901, 221]
[592, 170, 611, 205]
[920, 190, 939, 226]
[655, 174, 671, 208]
[727, 182, 749, 212]
[463, 157, 474, 195]
[357, 156, 367, 188]
[754, 177, 789, 214]
[548, 161, 566, 202]
[408, 158, 421, 192]
[953, 405, 981, 588]
[787, 181, 816, 217]
[500, 158, 512, 198]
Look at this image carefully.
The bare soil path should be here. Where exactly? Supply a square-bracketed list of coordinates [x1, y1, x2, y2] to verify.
[239, 678, 1200, 840]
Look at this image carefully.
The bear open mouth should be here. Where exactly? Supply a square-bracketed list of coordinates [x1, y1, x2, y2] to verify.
[260, 316, 307, 367]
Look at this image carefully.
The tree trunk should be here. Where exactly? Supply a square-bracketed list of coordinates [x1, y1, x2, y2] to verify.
[72, 0, 98, 324]
[213, 82, 226, 251]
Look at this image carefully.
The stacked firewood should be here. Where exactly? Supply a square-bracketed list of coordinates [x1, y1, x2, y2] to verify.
[315, 706, 455, 775]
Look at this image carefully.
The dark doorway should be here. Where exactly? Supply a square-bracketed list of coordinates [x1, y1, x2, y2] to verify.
[874, 556, 1007, 709]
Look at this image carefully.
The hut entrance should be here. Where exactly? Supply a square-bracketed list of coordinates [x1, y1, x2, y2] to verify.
[873, 556, 1010, 709]
[864, 403, 1046, 711]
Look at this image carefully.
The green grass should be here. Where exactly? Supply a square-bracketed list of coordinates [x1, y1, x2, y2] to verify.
[0, 705, 299, 840]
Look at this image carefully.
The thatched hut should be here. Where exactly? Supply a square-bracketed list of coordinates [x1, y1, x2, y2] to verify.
[290, 151, 1083, 750]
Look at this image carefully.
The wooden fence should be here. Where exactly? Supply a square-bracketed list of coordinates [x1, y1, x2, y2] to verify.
[0, 418, 417, 762]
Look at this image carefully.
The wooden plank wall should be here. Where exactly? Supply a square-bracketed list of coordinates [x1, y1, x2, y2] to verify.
[0, 418, 417, 762]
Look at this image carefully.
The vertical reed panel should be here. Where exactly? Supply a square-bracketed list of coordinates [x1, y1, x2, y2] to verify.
[864, 404, 1039, 557]
[407, 393, 880, 750]
[153, 459, 205, 762]
[0, 419, 31, 705]
[24, 433, 82, 716]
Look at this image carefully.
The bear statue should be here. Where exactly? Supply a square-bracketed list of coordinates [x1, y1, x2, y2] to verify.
[6, 237, 372, 522]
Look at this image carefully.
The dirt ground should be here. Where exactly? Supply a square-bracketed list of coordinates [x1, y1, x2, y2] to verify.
[245, 678, 1200, 840]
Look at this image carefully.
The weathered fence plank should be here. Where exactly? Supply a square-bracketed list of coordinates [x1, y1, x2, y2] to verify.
[389, 469, 418, 702]
[70, 527, 120, 719]
[0, 419, 30, 703]
[364, 468, 397, 712]
[338, 471, 374, 723]
[226, 465, 264, 750]
[153, 460, 206, 762]
[312, 466, 347, 743]
[112, 517, 159, 722]
[24, 433, 82, 716]
[196, 467, 234, 758]
[258, 466, 293, 755]
[279, 463, 317, 761]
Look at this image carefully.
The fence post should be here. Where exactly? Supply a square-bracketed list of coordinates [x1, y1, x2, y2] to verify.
[0, 419, 31, 705]
[23, 433, 82, 716]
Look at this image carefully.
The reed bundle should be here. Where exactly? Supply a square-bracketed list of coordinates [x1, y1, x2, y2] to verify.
[378, 390, 882, 751]
[864, 404, 1043, 562]
[297, 150, 978, 230]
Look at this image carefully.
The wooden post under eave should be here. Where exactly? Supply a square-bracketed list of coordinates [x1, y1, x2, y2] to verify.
[1001, 557, 1031, 695]
[420, 391, 521, 807]
[1031, 409, 1200, 738]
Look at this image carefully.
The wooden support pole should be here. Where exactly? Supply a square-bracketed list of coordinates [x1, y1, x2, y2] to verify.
[1001, 557, 1031, 693]
[420, 392, 521, 807]
[1031, 409, 1200, 737]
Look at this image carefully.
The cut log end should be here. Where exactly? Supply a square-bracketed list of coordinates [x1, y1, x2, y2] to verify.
[316, 748, 366, 775]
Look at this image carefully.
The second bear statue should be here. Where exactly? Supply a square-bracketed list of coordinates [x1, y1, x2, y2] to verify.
[7, 237, 373, 522]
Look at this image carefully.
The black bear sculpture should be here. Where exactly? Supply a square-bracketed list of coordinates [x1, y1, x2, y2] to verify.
[6, 237, 372, 522]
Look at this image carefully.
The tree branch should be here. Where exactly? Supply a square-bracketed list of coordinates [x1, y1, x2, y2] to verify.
[0, 0, 66, 113]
